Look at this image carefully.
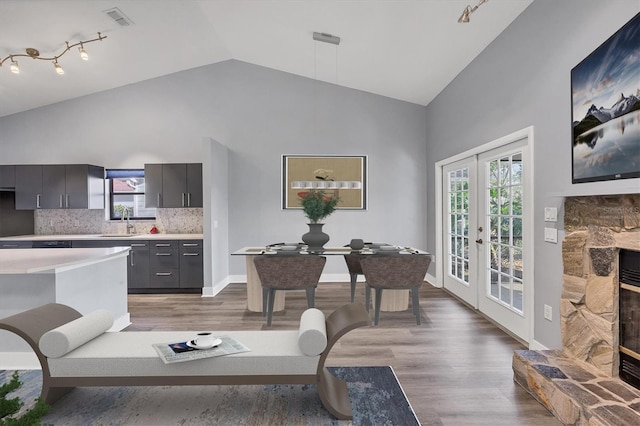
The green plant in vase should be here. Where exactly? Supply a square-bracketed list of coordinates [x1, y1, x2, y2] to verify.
[299, 190, 339, 223]
[298, 190, 339, 250]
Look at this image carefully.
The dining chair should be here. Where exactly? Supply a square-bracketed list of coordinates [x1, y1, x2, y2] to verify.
[343, 253, 365, 303]
[342, 242, 384, 303]
[253, 255, 326, 326]
[359, 255, 432, 325]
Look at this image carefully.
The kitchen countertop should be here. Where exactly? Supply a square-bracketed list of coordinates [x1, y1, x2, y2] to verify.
[0, 247, 130, 274]
[0, 233, 203, 241]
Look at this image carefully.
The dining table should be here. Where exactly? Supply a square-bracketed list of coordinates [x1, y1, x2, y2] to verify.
[232, 244, 432, 313]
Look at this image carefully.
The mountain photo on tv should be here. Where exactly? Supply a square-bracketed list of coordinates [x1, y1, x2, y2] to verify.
[571, 12, 640, 184]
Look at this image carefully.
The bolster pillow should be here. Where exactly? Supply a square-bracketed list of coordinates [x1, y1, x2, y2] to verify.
[39, 309, 113, 358]
[297, 308, 327, 356]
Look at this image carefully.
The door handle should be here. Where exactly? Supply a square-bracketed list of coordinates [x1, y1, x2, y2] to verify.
[476, 239, 483, 244]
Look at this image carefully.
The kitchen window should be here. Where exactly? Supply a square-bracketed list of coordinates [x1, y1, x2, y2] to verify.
[106, 169, 156, 220]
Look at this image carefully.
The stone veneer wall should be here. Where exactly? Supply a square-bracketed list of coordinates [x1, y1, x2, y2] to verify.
[561, 194, 640, 377]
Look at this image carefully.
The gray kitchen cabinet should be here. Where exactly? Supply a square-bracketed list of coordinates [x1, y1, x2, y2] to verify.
[144, 163, 163, 208]
[72, 239, 150, 290]
[0, 165, 15, 189]
[15, 165, 43, 210]
[149, 240, 180, 288]
[41, 164, 105, 209]
[179, 240, 203, 288]
[15, 164, 104, 210]
[41, 165, 66, 209]
[185, 163, 203, 207]
[48, 237, 202, 292]
[0, 240, 32, 248]
[128, 241, 150, 290]
[144, 163, 202, 208]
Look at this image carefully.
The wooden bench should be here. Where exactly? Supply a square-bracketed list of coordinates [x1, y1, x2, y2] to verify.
[0, 302, 371, 420]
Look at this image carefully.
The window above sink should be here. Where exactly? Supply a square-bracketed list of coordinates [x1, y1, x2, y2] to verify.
[106, 169, 156, 221]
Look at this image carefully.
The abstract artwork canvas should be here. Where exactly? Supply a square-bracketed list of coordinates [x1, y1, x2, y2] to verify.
[571, 12, 640, 183]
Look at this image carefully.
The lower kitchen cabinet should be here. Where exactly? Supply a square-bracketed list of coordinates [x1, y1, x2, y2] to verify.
[128, 241, 150, 290]
[149, 240, 179, 288]
[179, 240, 203, 288]
[72, 239, 150, 290]
[71, 238, 202, 293]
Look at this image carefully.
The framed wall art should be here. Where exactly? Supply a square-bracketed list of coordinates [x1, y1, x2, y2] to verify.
[571, 12, 640, 184]
[282, 155, 367, 210]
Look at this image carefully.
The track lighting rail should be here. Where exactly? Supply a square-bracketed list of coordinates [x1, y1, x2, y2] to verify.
[0, 33, 107, 75]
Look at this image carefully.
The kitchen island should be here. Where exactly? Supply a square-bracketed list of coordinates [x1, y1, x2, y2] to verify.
[0, 247, 130, 369]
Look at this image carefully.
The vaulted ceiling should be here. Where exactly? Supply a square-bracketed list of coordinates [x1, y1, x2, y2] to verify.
[0, 0, 533, 118]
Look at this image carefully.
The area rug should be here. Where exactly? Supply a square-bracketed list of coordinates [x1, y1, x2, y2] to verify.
[1, 366, 418, 425]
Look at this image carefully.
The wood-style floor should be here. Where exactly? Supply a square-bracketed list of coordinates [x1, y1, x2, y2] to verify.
[126, 282, 562, 425]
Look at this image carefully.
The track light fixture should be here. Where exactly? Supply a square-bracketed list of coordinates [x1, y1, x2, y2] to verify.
[458, 0, 488, 23]
[0, 32, 106, 75]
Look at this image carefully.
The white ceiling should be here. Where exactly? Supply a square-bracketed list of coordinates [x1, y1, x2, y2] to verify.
[0, 0, 533, 118]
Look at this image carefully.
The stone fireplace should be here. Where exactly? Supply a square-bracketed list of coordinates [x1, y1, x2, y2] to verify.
[513, 194, 640, 425]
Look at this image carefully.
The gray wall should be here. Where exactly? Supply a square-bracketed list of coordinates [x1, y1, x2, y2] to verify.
[0, 60, 428, 278]
[425, 0, 640, 349]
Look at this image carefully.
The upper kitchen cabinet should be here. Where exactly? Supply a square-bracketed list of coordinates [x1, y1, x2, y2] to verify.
[15, 164, 105, 210]
[144, 163, 202, 208]
[0, 165, 15, 189]
[15, 165, 43, 210]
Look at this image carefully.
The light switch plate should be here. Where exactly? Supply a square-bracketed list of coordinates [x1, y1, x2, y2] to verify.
[544, 227, 558, 243]
[544, 207, 558, 222]
[544, 304, 553, 321]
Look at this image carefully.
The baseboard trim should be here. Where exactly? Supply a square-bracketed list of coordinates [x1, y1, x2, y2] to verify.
[529, 339, 550, 350]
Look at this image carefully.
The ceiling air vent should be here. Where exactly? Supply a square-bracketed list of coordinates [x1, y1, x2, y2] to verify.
[104, 7, 134, 26]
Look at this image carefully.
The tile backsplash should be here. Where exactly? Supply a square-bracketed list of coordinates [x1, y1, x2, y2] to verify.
[35, 208, 203, 235]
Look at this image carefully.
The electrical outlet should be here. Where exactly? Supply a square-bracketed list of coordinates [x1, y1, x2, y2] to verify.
[544, 304, 553, 321]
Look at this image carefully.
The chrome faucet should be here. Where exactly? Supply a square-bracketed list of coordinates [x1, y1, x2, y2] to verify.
[123, 208, 134, 234]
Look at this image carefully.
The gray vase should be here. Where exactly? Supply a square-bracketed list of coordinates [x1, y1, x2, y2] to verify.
[302, 223, 330, 251]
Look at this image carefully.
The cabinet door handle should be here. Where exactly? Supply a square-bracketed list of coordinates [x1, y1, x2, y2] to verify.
[36, 194, 41, 209]
[66, 194, 69, 208]
[181, 193, 186, 207]
[155, 253, 172, 256]
[182, 243, 199, 247]
[187, 193, 191, 207]
[155, 272, 172, 276]
[2, 244, 19, 248]
[157, 193, 161, 207]
[130, 251, 134, 266]
[130, 243, 147, 247]
[59, 194, 64, 208]
[182, 253, 199, 256]
[155, 243, 171, 247]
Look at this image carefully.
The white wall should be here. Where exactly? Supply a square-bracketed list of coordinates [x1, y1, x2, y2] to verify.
[0, 60, 428, 278]
[424, 1, 640, 349]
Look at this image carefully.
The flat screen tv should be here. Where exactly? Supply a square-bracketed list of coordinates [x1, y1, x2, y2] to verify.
[571, 12, 640, 184]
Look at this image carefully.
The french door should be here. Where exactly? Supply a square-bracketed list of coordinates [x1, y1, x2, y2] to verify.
[442, 157, 478, 307]
[440, 130, 532, 343]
